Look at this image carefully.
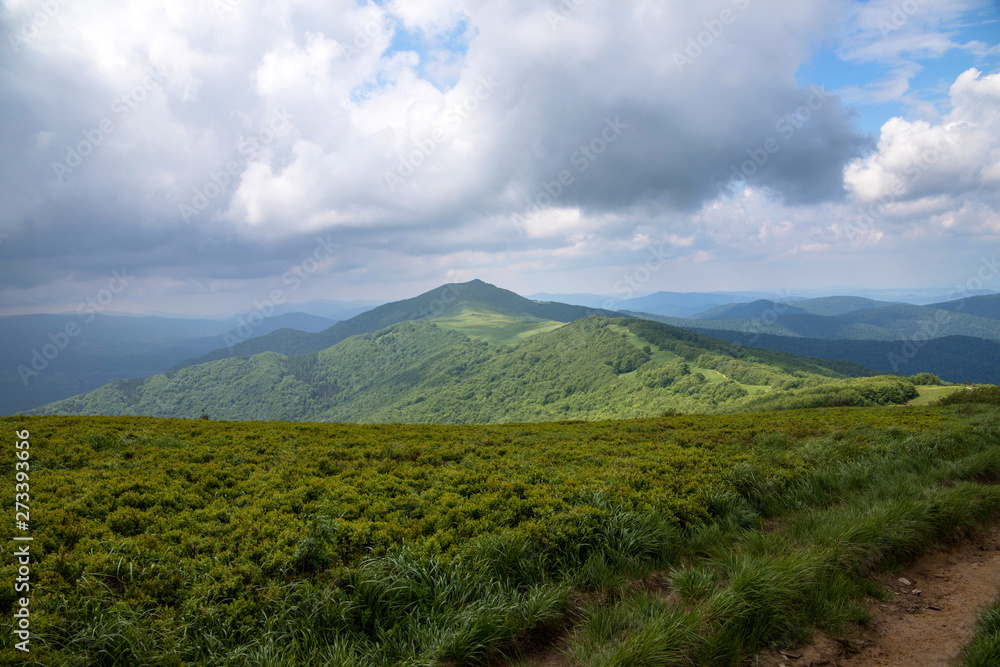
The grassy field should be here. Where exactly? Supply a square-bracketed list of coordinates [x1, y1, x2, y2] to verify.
[3, 395, 1000, 665]
[431, 303, 566, 345]
[909, 384, 965, 406]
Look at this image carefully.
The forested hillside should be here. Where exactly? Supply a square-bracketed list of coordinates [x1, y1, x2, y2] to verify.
[34, 317, 923, 423]
[177, 279, 619, 368]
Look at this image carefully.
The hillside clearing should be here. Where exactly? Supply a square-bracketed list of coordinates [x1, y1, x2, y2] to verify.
[909, 384, 965, 406]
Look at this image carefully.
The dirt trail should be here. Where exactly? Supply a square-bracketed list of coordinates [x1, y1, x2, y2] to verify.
[504, 525, 1000, 666]
[758, 524, 1000, 667]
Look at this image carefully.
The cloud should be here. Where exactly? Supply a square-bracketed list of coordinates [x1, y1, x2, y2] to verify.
[0, 0, 994, 313]
[833, 0, 1000, 113]
[844, 68, 1000, 206]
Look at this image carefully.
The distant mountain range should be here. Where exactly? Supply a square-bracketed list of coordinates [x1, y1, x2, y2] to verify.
[928, 293, 1000, 320]
[692, 296, 899, 320]
[629, 296, 1000, 344]
[532, 289, 998, 316]
[688, 330, 1000, 385]
[0, 311, 336, 415]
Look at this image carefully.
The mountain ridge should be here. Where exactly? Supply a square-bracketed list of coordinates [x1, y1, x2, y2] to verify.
[174, 279, 620, 368]
[32, 313, 911, 423]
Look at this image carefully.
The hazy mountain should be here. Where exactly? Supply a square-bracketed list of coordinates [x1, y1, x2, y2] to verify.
[1, 312, 333, 415]
[612, 291, 770, 317]
[632, 303, 1000, 341]
[239, 312, 337, 336]
[928, 293, 1000, 321]
[526, 292, 617, 309]
[691, 300, 811, 320]
[687, 329, 1000, 384]
[791, 287, 997, 305]
[792, 296, 899, 316]
[270, 299, 384, 320]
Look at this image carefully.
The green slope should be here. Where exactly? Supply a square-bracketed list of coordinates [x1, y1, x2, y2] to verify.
[427, 300, 566, 344]
[176, 279, 618, 368]
[34, 317, 913, 423]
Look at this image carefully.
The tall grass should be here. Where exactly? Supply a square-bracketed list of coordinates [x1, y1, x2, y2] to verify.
[960, 599, 1000, 667]
[564, 410, 1000, 666]
[15, 406, 1000, 666]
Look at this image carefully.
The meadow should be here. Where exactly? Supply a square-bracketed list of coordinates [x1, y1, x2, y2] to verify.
[3, 393, 1000, 665]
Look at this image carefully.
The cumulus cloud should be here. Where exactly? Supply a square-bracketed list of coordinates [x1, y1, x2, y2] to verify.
[844, 68, 1000, 226]
[0, 0, 995, 312]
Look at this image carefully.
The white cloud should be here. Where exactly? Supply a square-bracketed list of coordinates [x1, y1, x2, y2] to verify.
[845, 68, 1000, 208]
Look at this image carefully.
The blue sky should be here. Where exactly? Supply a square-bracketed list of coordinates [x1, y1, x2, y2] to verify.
[0, 0, 998, 316]
[797, 5, 999, 136]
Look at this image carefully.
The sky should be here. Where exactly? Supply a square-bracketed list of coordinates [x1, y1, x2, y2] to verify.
[0, 0, 998, 317]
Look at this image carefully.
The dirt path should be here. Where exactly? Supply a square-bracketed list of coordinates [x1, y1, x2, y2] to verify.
[758, 524, 1000, 667]
[503, 525, 1000, 666]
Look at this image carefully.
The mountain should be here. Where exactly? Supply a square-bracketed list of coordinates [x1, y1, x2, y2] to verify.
[175, 279, 621, 368]
[612, 291, 770, 317]
[686, 329, 1000, 384]
[799, 287, 996, 304]
[834, 303, 1000, 339]
[240, 312, 337, 336]
[32, 313, 909, 423]
[526, 292, 617, 309]
[631, 302, 1000, 341]
[928, 293, 1000, 321]
[691, 300, 811, 320]
[270, 299, 383, 320]
[0, 312, 337, 415]
[792, 296, 898, 316]
[0, 314, 236, 415]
